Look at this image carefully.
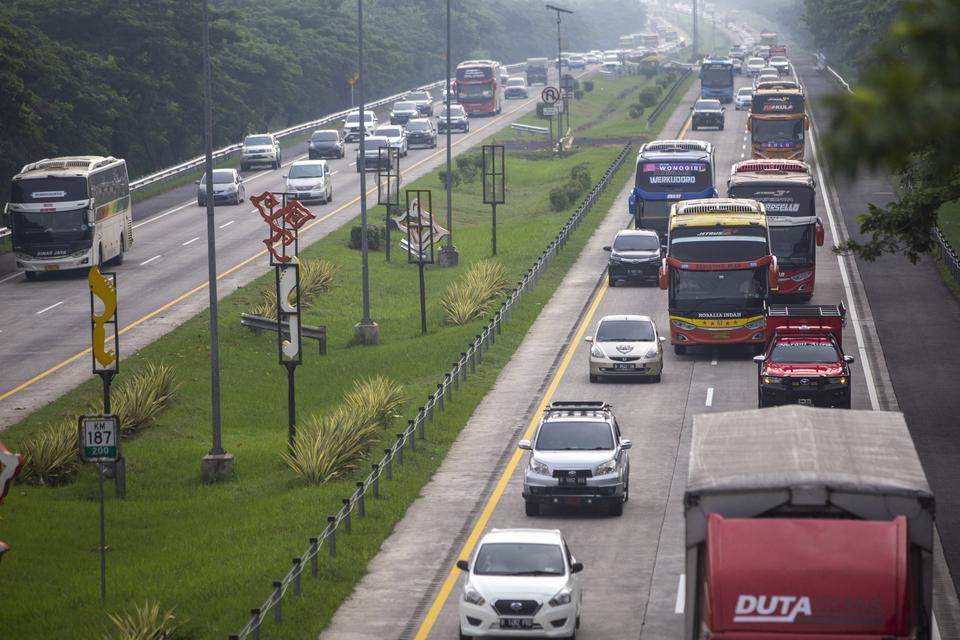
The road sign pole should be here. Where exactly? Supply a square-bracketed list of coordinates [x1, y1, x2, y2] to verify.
[98, 461, 106, 602]
[78, 414, 119, 603]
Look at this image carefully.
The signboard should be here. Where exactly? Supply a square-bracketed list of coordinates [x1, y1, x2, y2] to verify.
[541, 86, 560, 104]
[78, 415, 119, 463]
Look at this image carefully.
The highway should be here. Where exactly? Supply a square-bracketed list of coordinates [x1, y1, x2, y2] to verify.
[0, 69, 576, 428]
[318, 50, 960, 640]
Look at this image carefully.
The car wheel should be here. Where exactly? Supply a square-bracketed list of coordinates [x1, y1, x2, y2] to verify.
[609, 501, 624, 517]
[651, 373, 661, 383]
[589, 374, 598, 383]
[240, 163, 248, 171]
[459, 626, 471, 640]
[674, 344, 687, 355]
[623, 480, 629, 503]
[608, 274, 615, 287]
[525, 500, 540, 517]
[691, 123, 698, 131]
[24, 271, 38, 281]
[838, 396, 852, 409]
[197, 198, 204, 207]
[719, 123, 725, 131]
[328, 187, 333, 203]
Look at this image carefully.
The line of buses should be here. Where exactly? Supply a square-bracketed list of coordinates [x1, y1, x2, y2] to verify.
[628, 76, 822, 355]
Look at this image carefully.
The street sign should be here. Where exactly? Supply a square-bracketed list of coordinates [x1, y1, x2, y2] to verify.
[541, 86, 560, 104]
[543, 106, 557, 116]
[78, 416, 119, 463]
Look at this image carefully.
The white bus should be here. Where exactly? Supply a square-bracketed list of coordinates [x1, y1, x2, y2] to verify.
[6, 156, 133, 279]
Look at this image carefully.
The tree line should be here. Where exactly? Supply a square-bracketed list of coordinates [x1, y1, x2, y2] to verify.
[0, 0, 645, 197]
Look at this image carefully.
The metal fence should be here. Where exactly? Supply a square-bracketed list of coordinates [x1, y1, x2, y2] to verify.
[647, 67, 693, 130]
[817, 54, 960, 287]
[228, 142, 633, 640]
[0, 227, 9, 241]
[128, 63, 525, 194]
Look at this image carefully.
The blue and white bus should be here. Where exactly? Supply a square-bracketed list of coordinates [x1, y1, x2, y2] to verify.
[6, 156, 133, 279]
[628, 140, 717, 242]
[699, 57, 735, 102]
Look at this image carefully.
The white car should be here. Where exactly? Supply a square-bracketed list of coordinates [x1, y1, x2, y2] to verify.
[374, 124, 408, 157]
[735, 87, 753, 110]
[240, 133, 281, 171]
[284, 160, 333, 204]
[745, 57, 765, 77]
[457, 528, 583, 639]
[504, 77, 529, 99]
[755, 71, 780, 88]
[770, 55, 791, 75]
[342, 110, 378, 142]
[585, 315, 665, 382]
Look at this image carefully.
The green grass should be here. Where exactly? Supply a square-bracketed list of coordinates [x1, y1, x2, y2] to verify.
[938, 200, 960, 252]
[0, 144, 632, 639]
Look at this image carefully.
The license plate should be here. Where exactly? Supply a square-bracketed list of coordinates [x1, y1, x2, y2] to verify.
[798, 398, 814, 406]
[613, 363, 634, 370]
[711, 331, 730, 339]
[500, 618, 534, 629]
[44, 265, 59, 271]
[559, 475, 587, 486]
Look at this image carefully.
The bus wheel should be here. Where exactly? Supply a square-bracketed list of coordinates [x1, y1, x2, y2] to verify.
[674, 344, 686, 355]
[97, 245, 105, 271]
[24, 271, 37, 281]
[114, 239, 125, 266]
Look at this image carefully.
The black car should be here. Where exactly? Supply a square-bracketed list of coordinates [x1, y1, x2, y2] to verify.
[308, 129, 344, 159]
[389, 101, 419, 125]
[437, 105, 469, 133]
[603, 229, 661, 286]
[403, 90, 434, 117]
[691, 98, 725, 130]
[405, 118, 437, 148]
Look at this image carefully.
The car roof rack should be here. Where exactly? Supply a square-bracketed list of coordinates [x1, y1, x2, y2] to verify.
[767, 303, 846, 318]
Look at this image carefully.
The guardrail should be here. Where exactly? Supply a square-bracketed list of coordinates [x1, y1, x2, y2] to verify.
[0, 227, 9, 241]
[128, 63, 524, 194]
[510, 123, 550, 136]
[228, 141, 634, 640]
[239, 313, 327, 356]
[647, 67, 693, 129]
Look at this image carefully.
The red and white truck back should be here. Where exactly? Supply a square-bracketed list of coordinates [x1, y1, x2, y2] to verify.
[685, 406, 934, 639]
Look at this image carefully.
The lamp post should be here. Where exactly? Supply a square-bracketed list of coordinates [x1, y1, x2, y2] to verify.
[438, 0, 459, 267]
[546, 4, 573, 147]
[354, 0, 379, 344]
[199, 0, 233, 483]
[693, 0, 699, 58]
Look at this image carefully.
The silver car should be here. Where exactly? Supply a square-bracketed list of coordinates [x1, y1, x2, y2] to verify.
[585, 315, 665, 382]
[735, 87, 753, 110]
[195, 168, 245, 207]
[374, 125, 408, 157]
[519, 401, 631, 517]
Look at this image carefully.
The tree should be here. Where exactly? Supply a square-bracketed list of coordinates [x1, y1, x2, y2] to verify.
[820, 0, 960, 262]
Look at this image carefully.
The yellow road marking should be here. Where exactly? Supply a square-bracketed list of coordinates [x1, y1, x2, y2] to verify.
[413, 279, 610, 639]
[677, 111, 693, 139]
[0, 95, 541, 404]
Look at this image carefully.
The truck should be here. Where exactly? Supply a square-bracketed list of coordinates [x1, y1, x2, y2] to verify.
[685, 406, 935, 640]
[525, 57, 549, 85]
[752, 303, 854, 408]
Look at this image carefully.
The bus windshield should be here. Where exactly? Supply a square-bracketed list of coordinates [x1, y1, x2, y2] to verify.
[670, 268, 767, 310]
[701, 65, 732, 87]
[636, 161, 712, 193]
[770, 225, 815, 267]
[752, 94, 804, 114]
[669, 226, 770, 262]
[753, 120, 805, 145]
[10, 177, 88, 203]
[12, 208, 91, 244]
[457, 66, 493, 81]
[728, 185, 814, 218]
[458, 84, 494, 101]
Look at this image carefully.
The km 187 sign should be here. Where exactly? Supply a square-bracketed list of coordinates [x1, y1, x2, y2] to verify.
[78, 415, 120, 463]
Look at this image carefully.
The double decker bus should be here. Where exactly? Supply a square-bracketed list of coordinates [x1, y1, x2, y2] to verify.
[759, 30, 778, 46]
[727, 159, 824, 299]
[748, 83, 808, 160]
[629, 140, 717, 243]
[658, 199, 779, 355]
[699, 57, 735, 102]
[6, 156, 133, 279]
[452, 60, 503, 116]
[640, 32, 659, 50]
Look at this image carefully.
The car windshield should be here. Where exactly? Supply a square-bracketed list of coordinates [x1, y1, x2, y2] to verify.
[405, 92, 430, 101]
[770, 342, 839, 363]
[596, 320, 655, 342]
[441, 107, 465, 117]
[771, 57, 788, 64]
[536, 421, 614, 451]
[288, 164, 324, 179]
[312, 131, 338, 142]
[507, 78, 525, 86]
[748, 58, 764, 66]
[473, 543, 565, 576]
[407, 121, 430, 131]
[738, 89, 753, 97]
[613, 234, 659, 251]
[346, 113, 374, 123]
[244, 135, 272, 146]
[696, 100, 721, 110]
[393, 101, 416, 111]
[377, 127, 402, 137]
[200, 170, 235, 184]
[364, 137, 388, 148]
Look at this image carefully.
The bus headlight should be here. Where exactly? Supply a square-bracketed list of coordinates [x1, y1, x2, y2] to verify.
[672, 319, 697, 331]
[790, 271, 813, 282]
[744, 319, 764, 330]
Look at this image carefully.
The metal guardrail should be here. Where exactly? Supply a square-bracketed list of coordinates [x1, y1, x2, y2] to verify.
[647, 67, 693, 129]
[228, 142, 634, 640]
[239, 313, 327, 356]
[934, 227, 960, 286]
[0, 227, 9, 241]
[128, 63, 525, 194]
[510, 123, 550, 136]
[814, 53, 852, 95]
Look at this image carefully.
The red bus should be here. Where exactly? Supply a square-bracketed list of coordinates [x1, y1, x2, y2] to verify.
[452, 60, 503, 116]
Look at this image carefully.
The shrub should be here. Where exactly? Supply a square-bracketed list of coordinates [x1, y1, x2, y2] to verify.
[438, 168, 461, 188]
[112, 363, 177, 436]
[548, 186, 570, 212]
[570, 165, 591, 190]
[104, 600, 185, 640]
[456, 154, 482, 183]
[548, 165, 592, 212]
[639, 86, 661, 109]
[348, 225, 382, 251]
[628, 104, 646, 119]
[583, 80, 594, 92]
[282, 376, 405, 484]
[19, 418, 81, 486]
[641, 66, 657, 79]
[440, 260, 510, 325]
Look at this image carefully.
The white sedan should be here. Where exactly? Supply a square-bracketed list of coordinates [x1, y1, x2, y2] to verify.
[585, 314, 665, 383]
[457, 528, 583, 638]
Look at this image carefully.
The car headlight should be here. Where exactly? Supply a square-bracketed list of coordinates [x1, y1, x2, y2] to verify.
[530, 458, 550, 476]
[463, 583, 485, 606]
[763, 376, 783, 384]
[644, 347, 658, 358]
[595, 458, 617, 475]
[744, 318, 765, 330]
[590, 345, 605, 358]
[608, 253, 622, 263]
[548, 586, 573, 607]
[828, 376, 848, 385]
[790, 271, 813, 282]
[672, 319, 697, 331]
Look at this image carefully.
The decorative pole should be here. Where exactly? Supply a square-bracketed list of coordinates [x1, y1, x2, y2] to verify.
[377, 146, 401, 262]
[439, 0, 459, 267]
[482, 145, 506, 256]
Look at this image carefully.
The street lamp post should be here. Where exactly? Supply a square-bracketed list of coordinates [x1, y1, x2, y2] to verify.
[546, 4, 573, 148]
[354, 0, 379, 344]
[199, 0, 233, 482]
[438, 0, 459, 267]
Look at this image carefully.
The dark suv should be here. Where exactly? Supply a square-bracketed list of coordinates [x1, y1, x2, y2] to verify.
[405, 118, 437, 148]
[603, 229, 661, 286]
[691, 98, 725, 130]
[308, 129, 344, 159]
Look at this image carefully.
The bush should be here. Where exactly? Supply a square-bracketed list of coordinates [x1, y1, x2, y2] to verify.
[281, 376, 406, 484]
[641, 66, 657, 79]
[456, 154, 482, 183]
[104, 600, 185, 640]
[548, 165, 592, 212]
[348, 225, 382, 251]
[549, 187, 570, 212]
[628, 104, 646, 119]
[112, 363, 177, 436]
[440, 260, 510, 325]
[438, 168, 461, 188]
[638, 86, 662, 109]
[582, 80, 594, 92]
[253, 257, 338, 317]
[19, 418, 81, 486]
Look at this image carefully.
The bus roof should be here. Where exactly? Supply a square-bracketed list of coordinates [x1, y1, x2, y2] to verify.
[754, 84, 803, 96]
[638, 139, 713, 159]
[457, 59, 498, 68]
[669, 198, 767, 228]
[17, 156, 123, 178]
[728, 161, 815, 190]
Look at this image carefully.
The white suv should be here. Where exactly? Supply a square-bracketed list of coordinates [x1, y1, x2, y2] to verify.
[342, 111, 378, 142]
[240, 134, 281, 171]
[457, 528, 583, 639]
[284, 160, 333, 204]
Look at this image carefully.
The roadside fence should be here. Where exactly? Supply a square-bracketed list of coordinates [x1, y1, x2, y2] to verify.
[816, 54, 960, 287]
[647, 67, 693, 130]
[228, 142, 633, 640]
